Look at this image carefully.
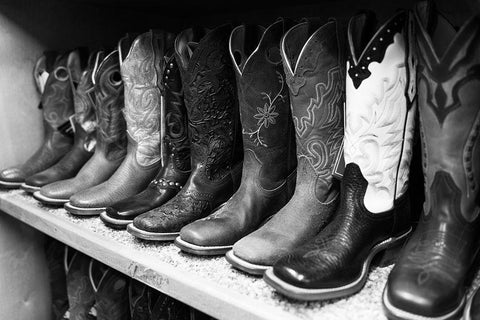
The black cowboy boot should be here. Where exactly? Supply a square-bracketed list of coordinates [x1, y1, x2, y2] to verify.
[100, 46, 190, 229]
[31, 50, 98, 201]
[65, 31, 174, 216]
[0, 51, 74, 189]
[34, 41, 131, 205]
[224, 19, 344, 275]
[129, 280, 160, 320]
[127, 24, 243, 241]
[265, 11, 416, 300]
[383, 3, 480, 319]
[175, 18, 296, 256]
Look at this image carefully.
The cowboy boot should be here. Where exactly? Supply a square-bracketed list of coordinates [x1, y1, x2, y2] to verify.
[65, 30, 172, 216]
[129, 280, 160, 320]
[223, 19, 344, 274]
[127, 24, 243, 241]
[34, 45, 129, 205]
[100, 44, 190, 229]
[0, 51, 74, 189]
[89, 261, 131, 320]
[63, 249, 96, 320]
[44, 238, 69, 320]
[34, 50, 58, 95]
[383, 3, 480, 319]
[26, 50, 97, 197]
[175, 19, 296, 256]
[264, 11, 416, 300]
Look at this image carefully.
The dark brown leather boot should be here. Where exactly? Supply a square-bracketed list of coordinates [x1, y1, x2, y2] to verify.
[34, 44, 130, 205]
[264, 11, 416, 300]
[175, 19, 296, 255]
[224, 19, 344, 275]
[0, 51, 74, 189]
[383, 3, 480, 319]
[128, 24, 243, 241]
[65, 30, 174, 216]
[26, 50, 96, 195]
[100, 46, 190, 229]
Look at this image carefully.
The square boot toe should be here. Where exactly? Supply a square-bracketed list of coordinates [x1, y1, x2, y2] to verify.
[385, 271, 464, 318]
[232, 232, 289, 266]
[0, 167, 25, 182]
[40, 180, 75, 200]
[180, 219, 237, 247]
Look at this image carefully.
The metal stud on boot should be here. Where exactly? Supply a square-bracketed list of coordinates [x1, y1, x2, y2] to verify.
[175, 18, 297, 256]
[264, 11, 416, 299]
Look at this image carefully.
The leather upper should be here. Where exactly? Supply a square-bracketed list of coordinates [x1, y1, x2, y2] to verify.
[232, 19, 344, 265]
[132, 24, 243, 234]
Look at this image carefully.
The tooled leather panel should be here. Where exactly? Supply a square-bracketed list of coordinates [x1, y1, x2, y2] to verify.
[163, 52, 191, 172]
[275, 163, 406, 288]
[345, 29, 409, 214]
[179, 25, 240, 181]
[415, 13, 480, 222]
[281, 21, 344, 201]
[66, 253, 96, 320]
[121, 32, 162, 167]
[94, 51, 127, 162]
[41, 54, 75, 128]
[94, 270, 130, 320]
[129, 282, 155, 320]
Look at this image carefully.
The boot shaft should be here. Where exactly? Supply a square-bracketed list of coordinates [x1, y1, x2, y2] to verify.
[230, 19, 297, 189]
[93, 49, 127, 161]
[281, 19, 344, 198]
[174, 24, 243, 181]
[121, 30, 175, 167]
[344, 11, 416, 213]
[415, 2, 480, 221]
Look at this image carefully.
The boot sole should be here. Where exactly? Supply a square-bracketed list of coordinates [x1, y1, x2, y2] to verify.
[174, 237, 232, 256]
[99, 211, 132, 229]
[126, 223, 178, 241]
[263, 228, 412, 301]
[0, 180, 23, 189]
[33, 191, 69, 206]
[463, 290, 475, 320]
[225, 250, 271, 276]
[64, 202, 106, 216]
[21, 183, 41, 194]
[382, 285, 465, 320]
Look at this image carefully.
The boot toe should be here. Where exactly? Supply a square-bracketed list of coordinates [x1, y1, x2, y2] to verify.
[180, 218, 235, 247]
[0, 167, 25, 182]
[133, 212, 161, 232]
[40, 180, 74, 200]
[233, 231, 288, 266]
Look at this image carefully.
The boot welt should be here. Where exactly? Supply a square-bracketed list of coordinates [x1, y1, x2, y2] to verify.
[263, 228, 412, 301]
[462, 291, 475, 320]
[99, 211, 132, 229]
[0, 180, 23, 189]
[126, 223, 178, 241]
[382, 285, 465, 320]
[174, 237, 232, 256]
[33, 191, 69, 206]
[64, 202, 105, 216]
[225, 250, 271, 276]
[21, 183, 41, 194]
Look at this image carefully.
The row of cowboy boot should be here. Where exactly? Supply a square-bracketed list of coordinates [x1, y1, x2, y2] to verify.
[35, 48, 127, 205]
[383, 2, 480, 320]
[0, 51, 76, 188]
[127, 24, 243, 240]
[100, 46, 191, 228]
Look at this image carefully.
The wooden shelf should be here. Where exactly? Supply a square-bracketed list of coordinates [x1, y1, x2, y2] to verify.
[0, 189, 392, 320]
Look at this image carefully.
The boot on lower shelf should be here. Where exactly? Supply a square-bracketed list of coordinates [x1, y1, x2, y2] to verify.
[100, 47, 190, 229]
[127, 25, 243, 241]
[383, 3, 480, 319]
[174, 18, 297, 256]
[34, 45, 129, 206]
[65, 30, 174, 216]
[264, 10, 416, 300]
[26, 49, 96, 196]
[0, 51, 74, 189]
[224, 18, 344, 275]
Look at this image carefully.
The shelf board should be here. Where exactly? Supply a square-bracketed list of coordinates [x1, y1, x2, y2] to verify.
[0, 189, 394, 320]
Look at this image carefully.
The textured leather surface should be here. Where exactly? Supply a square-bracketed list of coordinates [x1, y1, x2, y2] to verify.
[132, 25, 243, 234]
[104, 47, 190, 222]
[273, 163, 410, 289]
[179, 19, 297, 247]
[232, 19, 344, 265]
[0, 52, 74, 184]
[129, 280, 159, 320]
[385, 3, 480, 317]
[70, 31, 171, 209]
[44, 238, 68, 320]
[65, 251, 95, 320]
[40, 49, 126, 200]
